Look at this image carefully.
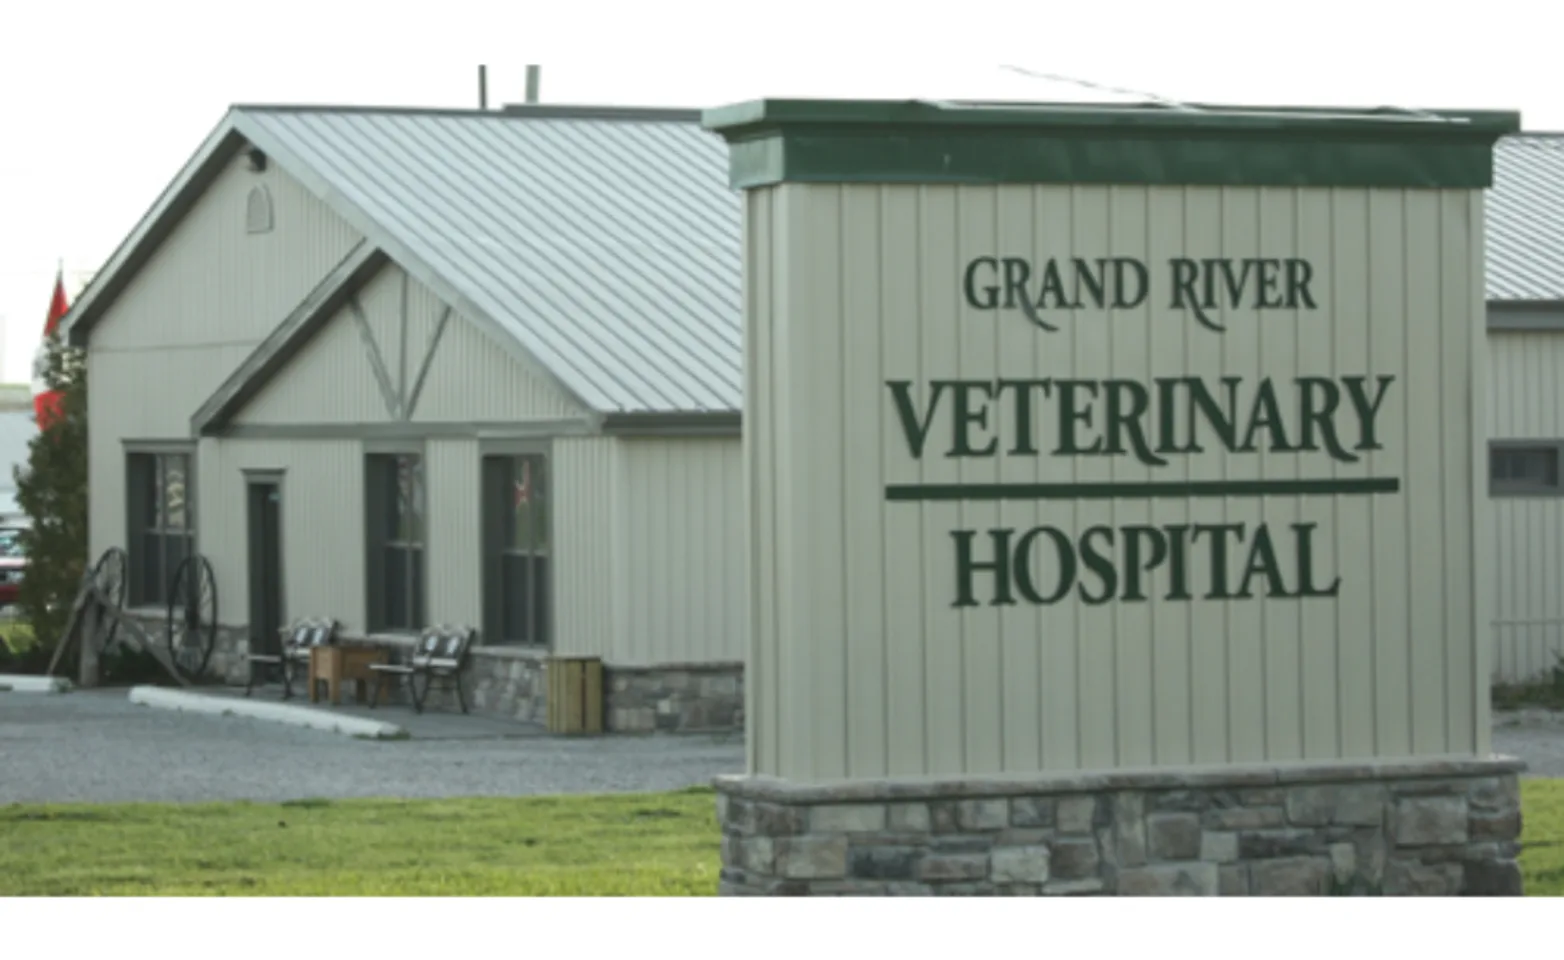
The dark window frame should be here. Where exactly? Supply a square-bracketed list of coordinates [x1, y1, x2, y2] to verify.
[365, 447, 427, 633]
[1489, 440, 1564, 497]
[125, 446, 197, 608]
[481, 443, 552, 648]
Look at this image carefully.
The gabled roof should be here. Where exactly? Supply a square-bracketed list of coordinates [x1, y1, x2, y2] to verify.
[59, 100, 1564, 421]
[1488, 134, 1564, 303]
[65, 103, 743, 415]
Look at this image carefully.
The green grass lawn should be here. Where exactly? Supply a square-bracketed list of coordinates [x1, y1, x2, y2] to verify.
[0, 618, 35, 655]
[0, 781, 1559, 896]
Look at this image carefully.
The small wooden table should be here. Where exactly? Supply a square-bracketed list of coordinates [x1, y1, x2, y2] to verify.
[309, 645, 390, 706]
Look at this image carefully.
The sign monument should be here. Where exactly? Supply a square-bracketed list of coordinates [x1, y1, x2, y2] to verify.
[705, 99, 1524, 896]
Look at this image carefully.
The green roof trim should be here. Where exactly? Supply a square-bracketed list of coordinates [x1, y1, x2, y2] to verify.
[701, 99, 1523, 190]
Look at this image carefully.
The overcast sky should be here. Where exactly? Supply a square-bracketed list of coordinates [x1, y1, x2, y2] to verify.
[1, 0, 1557, 384]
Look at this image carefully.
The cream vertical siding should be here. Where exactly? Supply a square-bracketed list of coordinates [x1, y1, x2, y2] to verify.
[609, 437, 745, 666]
[410, 312, 589, 423]
[234, 266, 590, 427]
[547, 435, 745, 665]
[1486, 330, 1564, 682]
[745, 183, 1485, 783]
[86, 153, 359, 574]
[197, 438, 365, 630]
[426, 438, 482, 628]
[551, 437, 623, 657]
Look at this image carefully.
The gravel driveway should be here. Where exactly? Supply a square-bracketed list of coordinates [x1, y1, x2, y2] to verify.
[0, 689, 745, 804]
[0, 690, 1558, 805]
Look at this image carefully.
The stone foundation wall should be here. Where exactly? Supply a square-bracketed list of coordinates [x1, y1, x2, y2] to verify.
[714, 757, 1525, 896]
[606, 662, 744, 733]
[232, 628, 741, 735]
[104, 612, 743, 735]
[115, 610, 250, 687]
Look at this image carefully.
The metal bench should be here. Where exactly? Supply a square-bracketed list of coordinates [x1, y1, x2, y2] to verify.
[368, 625, 475, 714]
[244, 617, 337, 699]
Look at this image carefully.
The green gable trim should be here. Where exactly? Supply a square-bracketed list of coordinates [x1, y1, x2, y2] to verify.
[702, 99, 1522, 190]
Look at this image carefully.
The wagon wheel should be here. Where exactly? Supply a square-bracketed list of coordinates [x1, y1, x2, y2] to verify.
[165, 555, 218, 682]
[90, 546, 128, 651]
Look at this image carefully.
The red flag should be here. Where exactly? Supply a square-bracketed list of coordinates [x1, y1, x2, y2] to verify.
[32, 267, 70, 429]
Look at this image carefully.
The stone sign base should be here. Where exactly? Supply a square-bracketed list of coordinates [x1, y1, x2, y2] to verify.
[714, 756, 1525, 896]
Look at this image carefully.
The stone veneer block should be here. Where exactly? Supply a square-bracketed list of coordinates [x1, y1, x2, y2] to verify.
[713, 756, 1526, 897]
[143, 617, 748, 737]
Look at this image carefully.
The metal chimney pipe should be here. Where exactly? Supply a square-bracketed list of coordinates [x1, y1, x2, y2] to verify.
[525, 65, 541, 104]
[478, 65, 489, 109]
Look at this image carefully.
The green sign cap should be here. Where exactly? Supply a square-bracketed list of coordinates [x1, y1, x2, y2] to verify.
[702, 98, 1523, 191]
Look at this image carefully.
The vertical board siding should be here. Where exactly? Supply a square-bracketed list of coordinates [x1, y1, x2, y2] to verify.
[198, 438, 365, 631]
[236, 266, 589, 426]
[90, 154, 359, 353]
[552, 437, 622, 658]
[86, 157, 360, 564]
[750, 183, 1481, 782]
[613, 437, 745, 667]
[411, 309, 589, 423]
[1487, 330, 1564, 683]
[426, 439, 482, 629]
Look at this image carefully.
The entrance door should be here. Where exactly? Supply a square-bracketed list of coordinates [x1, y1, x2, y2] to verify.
[247, 481, 284, 657]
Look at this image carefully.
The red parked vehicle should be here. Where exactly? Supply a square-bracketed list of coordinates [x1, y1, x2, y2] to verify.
[0, 527, 26, 608]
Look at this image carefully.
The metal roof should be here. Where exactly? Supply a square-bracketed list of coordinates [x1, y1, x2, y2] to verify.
[1488, 134, 1564, 302]
[237, 106, 743, 414]
[62, 105, 1564, 423]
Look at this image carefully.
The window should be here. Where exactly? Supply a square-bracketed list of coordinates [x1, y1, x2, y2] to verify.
[127, 452, 195, 606]
[365, 453, 425, 631]
[482, 453, 549, 646]
[1490, 442, 1564, 497]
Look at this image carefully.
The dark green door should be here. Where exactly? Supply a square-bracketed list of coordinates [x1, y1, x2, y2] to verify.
[247, 481, 283, 657]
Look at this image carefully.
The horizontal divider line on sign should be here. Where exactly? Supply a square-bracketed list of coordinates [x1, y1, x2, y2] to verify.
[883, 477, 1402, 502]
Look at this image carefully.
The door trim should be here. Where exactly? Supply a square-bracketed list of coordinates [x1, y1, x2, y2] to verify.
[245, 474, 286, 655]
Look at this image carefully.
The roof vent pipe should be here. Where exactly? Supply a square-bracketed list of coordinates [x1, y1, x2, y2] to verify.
[525, 65, 541, 104]
[478, 65, 489, 109]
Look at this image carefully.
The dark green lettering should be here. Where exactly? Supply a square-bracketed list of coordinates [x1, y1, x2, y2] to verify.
[1073, 258, 1108, 310]
[1155, 377, 1182, 454]
[887, 380, 948, 459]
[1163, 524, 1193, 601]
[963, 257, 999, 310]
[1054, 381, 1103, 455]
[1285, 259, 1317, 309]
[1342, 375, 1395, 452]
[1104, 380, 1168, 466]
[1113, 258, 1149, 309]
[996, 379, 1050, 456]
[1014, 526, 1076, 604]
[1185, 377, 1241, 454]
[1240, 378, 1295, 452]
[1296, 377, 1356, 463]
[1235, 525, 1289, 598]
[1037, 260, 1072, 309]
[1169, 258, 1223, 331]
[952, 529, 1014, 608]
[950, 381, 998, 458]
[1217, 258, 1255, 309]
[1001, 258, 1031, 310]
[1256, 259, 1283, 308]
[1293, 522, 1342, 597]
[1077, 526, 1117, 605]
[1121, 525, 1169, 602]
[1194, 523, 1246, 600]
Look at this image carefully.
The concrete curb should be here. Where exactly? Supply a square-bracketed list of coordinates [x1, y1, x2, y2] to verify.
[126, 686, 408, 740]
[0, 674, 74, 694]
